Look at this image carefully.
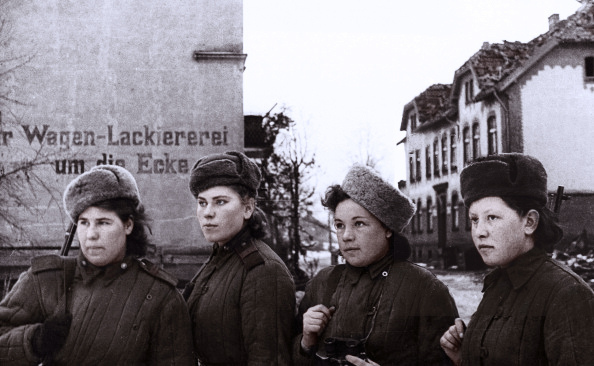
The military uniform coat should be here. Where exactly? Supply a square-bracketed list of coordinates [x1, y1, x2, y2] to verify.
[461, 247, 594, 366]
[0, 254, 194, 366]
[293, 254, 459, 365]
[185, 228, 295, 365]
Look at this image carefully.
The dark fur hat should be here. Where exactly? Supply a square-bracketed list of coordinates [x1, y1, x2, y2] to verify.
[63, 165, 141, 222]
[341, 164, 416, 233]
[189, 151, 261, 198]
[460, 153, 548, 208]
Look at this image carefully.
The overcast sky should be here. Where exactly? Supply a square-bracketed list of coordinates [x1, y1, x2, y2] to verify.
[243, 0, 581, 215]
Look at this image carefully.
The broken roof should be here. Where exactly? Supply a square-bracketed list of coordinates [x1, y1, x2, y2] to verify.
[402, 3, 594, 133]
[461, 3, 594, 94]
[400, 83, 452, 131]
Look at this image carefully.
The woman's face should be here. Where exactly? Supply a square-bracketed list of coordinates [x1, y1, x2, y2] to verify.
[469, 196, 536, 267]
[334, 199, 392, 267]
[77, 206, 132, 267]
[196, 186, 254, 245]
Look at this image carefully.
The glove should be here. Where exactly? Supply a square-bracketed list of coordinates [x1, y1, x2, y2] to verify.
[31, 312, 72, 358]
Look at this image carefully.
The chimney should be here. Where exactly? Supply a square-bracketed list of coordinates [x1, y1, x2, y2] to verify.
[481, 42, 490, 50]
[549, 14, 560, 31]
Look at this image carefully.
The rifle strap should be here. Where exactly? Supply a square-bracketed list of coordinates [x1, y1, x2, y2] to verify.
[322, 264, 345, 307]
[58, 257, 77, 315]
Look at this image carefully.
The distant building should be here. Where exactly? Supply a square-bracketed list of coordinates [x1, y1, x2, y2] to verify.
[399, 4, 594, 269]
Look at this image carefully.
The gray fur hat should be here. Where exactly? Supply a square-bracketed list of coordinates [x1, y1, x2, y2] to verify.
[460, 153, 548, 208]
[63, 165, 141, 222]
[189, 151, 261, 198]
[342, 164, 416, 233]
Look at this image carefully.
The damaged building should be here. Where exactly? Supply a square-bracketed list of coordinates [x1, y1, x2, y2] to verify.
[399, 3, 594, 269]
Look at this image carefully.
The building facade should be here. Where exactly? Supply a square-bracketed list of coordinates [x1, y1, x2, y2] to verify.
[400, 4, 594, 269]
[0, 0, 245, 283]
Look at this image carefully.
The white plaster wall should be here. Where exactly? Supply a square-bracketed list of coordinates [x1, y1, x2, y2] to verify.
[521, 48, 594, 193]
[0, 0, 245, 246]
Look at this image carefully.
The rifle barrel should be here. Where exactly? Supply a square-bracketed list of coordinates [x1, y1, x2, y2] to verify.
[553, 185, 565, 214]
[60, 222, 77, 256]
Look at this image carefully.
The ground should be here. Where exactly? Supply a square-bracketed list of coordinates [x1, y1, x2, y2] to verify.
[433, 270, 484, 323]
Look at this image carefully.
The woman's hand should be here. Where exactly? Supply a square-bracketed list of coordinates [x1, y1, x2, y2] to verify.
[440, 318, 466, 366]
[301, 304, 335, 350]
[345, 355, 380, 365]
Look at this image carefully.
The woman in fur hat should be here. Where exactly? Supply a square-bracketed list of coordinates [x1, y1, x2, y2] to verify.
[184, 151, 295, 365]
[0, 164, 194, 365]
[440, 153, 594, 366]
[293, 164, 459, 366]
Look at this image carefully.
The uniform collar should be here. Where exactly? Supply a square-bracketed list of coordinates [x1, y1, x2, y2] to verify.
[482, 246, 547, 292]
[210, 226, 252, 267]
[78, 252, 135, 285]
[345, 252, 393, 285]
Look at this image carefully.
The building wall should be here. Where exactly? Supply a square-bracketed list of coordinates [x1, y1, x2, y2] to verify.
[519, 44, 594, 193]
[513, 44, 594, 244]
[0, 0, 245, 250]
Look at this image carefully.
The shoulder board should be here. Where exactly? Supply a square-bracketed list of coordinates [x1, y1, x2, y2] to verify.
[234, 239, 265, 270]
[137, 258, 178, 287]
[31, 255, 64, 273]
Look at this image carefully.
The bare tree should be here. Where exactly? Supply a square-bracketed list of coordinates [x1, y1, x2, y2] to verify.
[0, 4, 65, 246]
[257, 108, 317, 288]
[350, 129, 381, 169]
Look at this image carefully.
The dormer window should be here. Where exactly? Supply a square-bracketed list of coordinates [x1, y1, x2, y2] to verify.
[410, 113, 417, 130]
[465, 80, 474, 104]
[585, 57, 594, 80]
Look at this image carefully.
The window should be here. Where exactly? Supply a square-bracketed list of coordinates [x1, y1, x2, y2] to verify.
[425, 146, 431, 180]
[441, 134, 448, 175]
[410, 113, 417, 130]
[451, 192, 459, 231]
[433, 139, 440, 177]
[465, 80, 474, 104]
[411, 199, 417, 234]
[463, 126, 471, 165]
[450, 129, 458, 172]
[417, 199, 423, 234]
[586, 57, 594, 78]
[427, 196, 434, 233]
[415, 150, 422, 182]
[409, 154, 415, 183]
[488, 116, 498, 155]
[472, 122, 480, 160]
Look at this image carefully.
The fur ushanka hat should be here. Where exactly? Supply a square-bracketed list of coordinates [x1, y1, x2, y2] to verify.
[341, 164, 416, 233]
[63, 164, 141, 222]
[460, 153, 548, 208]
[189, 151, 262, 198]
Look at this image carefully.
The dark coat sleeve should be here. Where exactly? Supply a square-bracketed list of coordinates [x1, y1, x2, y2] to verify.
[544, 275, 594, 365]
[292, 266, 333, 366]
[148, 286, 195, 366]
[0, 270, 45, 365]
[241, 259, 295, 365]
[416, 275, 459, 366]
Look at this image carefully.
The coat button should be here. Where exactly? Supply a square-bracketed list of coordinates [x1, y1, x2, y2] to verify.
[121, 262, 127, 270]
[480, 346, 489, 358]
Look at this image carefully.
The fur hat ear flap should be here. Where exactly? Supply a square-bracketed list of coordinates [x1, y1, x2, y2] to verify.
[63, 165, 141, 223]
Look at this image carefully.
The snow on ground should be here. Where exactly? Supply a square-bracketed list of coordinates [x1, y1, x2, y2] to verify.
[301, 250, 485, 323]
